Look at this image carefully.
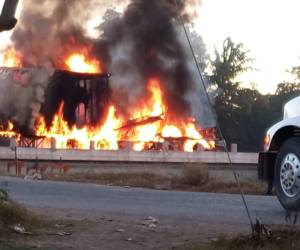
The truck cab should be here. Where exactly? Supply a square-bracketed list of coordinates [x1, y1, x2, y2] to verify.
[259, 96, 300, 211]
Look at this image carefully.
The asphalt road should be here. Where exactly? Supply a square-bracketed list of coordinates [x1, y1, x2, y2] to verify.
[0, 176, 289, 234]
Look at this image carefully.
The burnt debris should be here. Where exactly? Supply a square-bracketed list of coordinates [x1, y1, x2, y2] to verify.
[42, 70, 111, 129]
[0, 67, 110, 135]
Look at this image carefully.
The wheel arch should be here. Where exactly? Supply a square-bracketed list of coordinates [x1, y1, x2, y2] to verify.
[269, 126, 300, 151]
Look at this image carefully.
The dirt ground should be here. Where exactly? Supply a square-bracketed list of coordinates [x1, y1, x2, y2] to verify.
[2, 206, 250, 250]
[0, 168, 269, 250]
[4, 207, 300, 250]
[42, 169, 267, 196]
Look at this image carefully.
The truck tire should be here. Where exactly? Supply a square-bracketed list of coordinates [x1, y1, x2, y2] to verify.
[275, 137, 300, 211]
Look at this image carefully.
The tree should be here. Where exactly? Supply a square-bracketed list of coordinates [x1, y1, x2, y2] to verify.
[209, 37, 261, 151]
[276, 82, 300, 95]
[208, 40, 300, 152]
[291, 61, 300, 81]
[210, 37, 253, 90]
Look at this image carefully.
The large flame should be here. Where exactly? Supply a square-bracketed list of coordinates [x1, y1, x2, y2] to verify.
[65, 47, 102, 73]
[0, 46, 101, 74]
[34, 78, 215, 152]
[66, 54, 101, 73]
[0, 48, 22, 68]
[0, 47, 215, 152]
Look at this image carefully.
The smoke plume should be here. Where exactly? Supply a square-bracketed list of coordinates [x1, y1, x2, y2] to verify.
[5, 0, 216, 128]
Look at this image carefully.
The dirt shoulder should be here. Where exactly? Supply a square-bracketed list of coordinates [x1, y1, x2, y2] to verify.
[42, 169, 267, 196]
[3, 206, 250, 250]
[0, 189, 251, 250]
[3, 206, 300, 250]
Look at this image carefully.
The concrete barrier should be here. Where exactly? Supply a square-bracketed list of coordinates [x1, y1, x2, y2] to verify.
[0, 147, 258, 164]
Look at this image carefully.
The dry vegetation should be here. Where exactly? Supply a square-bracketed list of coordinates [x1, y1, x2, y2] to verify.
[0, 189, 44, 249]
[0, 189, 69, 250]
[183, 227, 300, 250]
[0, 190, 41, 234]
[44, 165, 267, 195]
[0, 201, 34, 231]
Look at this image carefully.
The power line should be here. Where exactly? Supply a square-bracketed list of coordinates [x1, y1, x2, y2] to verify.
[174, 0, 254, 230]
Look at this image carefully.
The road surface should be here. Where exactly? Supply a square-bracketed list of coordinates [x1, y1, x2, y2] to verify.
[2, 176, 293, 249]
[0, 176, 287, 230]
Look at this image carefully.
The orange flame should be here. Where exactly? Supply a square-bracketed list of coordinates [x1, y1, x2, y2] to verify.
[36, 103, 123, 150]
[0, 44, 215, 151]
[65, 53, 101, 73]
[34, 78, 215, 152]
[0, 48, 22, 68]
[0, 122, 17, 138]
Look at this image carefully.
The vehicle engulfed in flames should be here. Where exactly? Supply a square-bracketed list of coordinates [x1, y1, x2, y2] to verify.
[0, 65, 216, 152]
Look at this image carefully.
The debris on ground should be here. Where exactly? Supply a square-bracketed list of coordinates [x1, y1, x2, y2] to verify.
[148, 223, 157, 228]
[56, 231, 72, 236]
[24, 170, 42, 181]
[13, 224, 32, 235]
[116, 228, 125, 233]
[141, 216, 159, 228]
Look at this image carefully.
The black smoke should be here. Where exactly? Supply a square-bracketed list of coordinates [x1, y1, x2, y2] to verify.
[7, 0, 216, 128]
[10, 0, 100, 69]
[96, 0, 205, 122]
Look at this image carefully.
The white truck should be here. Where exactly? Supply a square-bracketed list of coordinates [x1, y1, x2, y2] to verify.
[259, 96, 300, 211]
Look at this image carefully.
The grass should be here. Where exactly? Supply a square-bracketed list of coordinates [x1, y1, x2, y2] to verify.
[182, 228, 300, 250]
[0, 241, 36, 250]
[179, 165, 210, 186]
[0, 189, 72, 249]
[46, 171, 168, 189]
[44, 165, 267, 195]
[0, 188, 60, 240]
[0, 197, 46, 235]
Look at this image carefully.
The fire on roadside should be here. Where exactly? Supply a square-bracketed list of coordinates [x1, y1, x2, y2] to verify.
[0, 122, 18, 138]
[65, 52, 102, 73]
[0, 47, 22, 68]
[0, 47, 215, 152]
[35, 78, 215, 152]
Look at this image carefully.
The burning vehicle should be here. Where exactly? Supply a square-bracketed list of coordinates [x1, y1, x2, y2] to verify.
[0, 0, 216, 152]
[0, 66, 215, 152]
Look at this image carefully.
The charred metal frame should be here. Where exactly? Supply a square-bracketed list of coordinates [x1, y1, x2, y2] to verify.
[41, 70, 111, 130]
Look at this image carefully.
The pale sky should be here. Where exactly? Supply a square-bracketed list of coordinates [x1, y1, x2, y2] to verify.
[195, 0, 300, 94]
[1, 0, 300, 94]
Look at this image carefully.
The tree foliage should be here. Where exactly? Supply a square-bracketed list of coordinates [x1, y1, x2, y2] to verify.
[210, 37, 253, 89]
[209, 37, 300, 152]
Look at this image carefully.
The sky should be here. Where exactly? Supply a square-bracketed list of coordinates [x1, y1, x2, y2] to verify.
[195, 0, 300, 94]
[1, 0, 300, 94]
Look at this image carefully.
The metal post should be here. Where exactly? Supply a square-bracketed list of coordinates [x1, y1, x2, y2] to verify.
[14, 145, 18, 176]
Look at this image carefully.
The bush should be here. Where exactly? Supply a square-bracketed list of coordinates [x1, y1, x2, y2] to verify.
[0, 189, 44, 233]
[180, 165, 209, 186]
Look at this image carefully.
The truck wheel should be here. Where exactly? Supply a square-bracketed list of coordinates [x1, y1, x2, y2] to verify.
[275, 138, 300, 211]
